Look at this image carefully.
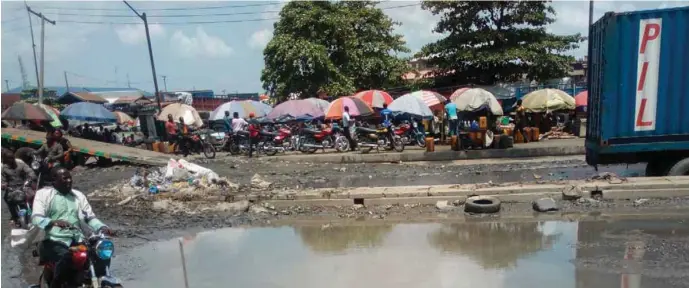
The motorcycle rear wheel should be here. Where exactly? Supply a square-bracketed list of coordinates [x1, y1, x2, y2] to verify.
[415, 135, 426, 147]
[393, 138, 405, 152]
[262, 141, 278, 156]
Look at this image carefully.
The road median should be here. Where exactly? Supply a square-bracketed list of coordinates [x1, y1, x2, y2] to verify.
[233, 176, 689, 207]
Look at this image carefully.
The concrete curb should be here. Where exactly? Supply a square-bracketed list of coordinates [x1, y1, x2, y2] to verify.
[269, 143, 585, 163]
[233, 176, 689, 207]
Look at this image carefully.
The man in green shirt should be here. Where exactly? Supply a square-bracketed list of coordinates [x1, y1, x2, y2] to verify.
[32, 167, 112, 287]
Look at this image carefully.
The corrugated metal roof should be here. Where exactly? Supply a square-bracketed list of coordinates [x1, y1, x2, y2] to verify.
[59, 92, 108, 104]
[5, 86, 154, 97]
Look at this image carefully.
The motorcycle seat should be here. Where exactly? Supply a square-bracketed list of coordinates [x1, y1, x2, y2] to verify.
[236, 130, 249, 136]
[260, 131, 278, 137]
[357, 127, 377, 133]
[304, 129, 321, 134]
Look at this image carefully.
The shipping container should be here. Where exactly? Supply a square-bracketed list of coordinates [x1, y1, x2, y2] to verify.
[586, 6, 689, 175]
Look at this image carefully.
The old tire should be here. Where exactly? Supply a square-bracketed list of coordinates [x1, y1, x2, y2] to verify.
[464, 196, 501, 214]
[15, 147, 36, 165]
[668, 158, 689, 176]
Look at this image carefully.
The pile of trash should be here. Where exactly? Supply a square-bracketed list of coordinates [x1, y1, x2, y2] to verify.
[128, 158, 231, 195]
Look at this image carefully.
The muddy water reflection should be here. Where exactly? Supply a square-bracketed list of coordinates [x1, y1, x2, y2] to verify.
[114, 219, 689, 288]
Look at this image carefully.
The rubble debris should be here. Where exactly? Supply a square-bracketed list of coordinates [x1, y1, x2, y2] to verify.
[251, 173, 273, 190]
[532, 198, 559, 212]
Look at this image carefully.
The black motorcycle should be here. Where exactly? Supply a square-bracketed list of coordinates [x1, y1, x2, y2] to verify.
[354, 125, 404, 153]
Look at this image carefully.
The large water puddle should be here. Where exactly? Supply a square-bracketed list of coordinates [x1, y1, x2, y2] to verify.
[112, 218, 689, 288]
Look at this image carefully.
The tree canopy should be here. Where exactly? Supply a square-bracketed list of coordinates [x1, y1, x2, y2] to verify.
[261, 1, 410, 101]
[419, 1, 584, 86]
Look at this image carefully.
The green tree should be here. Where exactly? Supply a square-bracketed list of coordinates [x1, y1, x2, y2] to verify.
[420, 1, 584, 85]
[261, 1, 410, 102]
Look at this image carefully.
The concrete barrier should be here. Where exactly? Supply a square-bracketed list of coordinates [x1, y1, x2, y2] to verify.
[239, 176, 689, 207]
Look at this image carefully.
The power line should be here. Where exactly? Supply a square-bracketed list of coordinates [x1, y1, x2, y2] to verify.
[42, 9, 280, 18]
[58, 17, 280, 26]
[35, 2, 281, 12]
[39, 3, 420, 26]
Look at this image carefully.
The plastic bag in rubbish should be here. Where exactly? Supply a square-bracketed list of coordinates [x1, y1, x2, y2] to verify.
[178, 159, 220, 184]
[169, 168, 192, 182]
[164, 159, 183, 179]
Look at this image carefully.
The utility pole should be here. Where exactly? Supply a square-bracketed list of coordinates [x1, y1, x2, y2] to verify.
[123, 1, 161, 110]
[161, 75, 168, 91]
[27, 6, 55, 105]
[25, 1, 40, 88]
[64, 71, 70, 93]
[5, 80, 10, 92]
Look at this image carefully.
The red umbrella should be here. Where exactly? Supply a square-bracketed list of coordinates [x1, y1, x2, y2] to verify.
[574, 91, 588, 107]
[1, 102, 52, 121]
[353, 90, 393, 109]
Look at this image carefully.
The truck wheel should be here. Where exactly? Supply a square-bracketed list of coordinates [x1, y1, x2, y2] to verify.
[667, 158, 689, 176]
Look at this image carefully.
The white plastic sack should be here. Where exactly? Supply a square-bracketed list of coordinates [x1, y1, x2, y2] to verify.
[178, 159, 220, 184]
[11, 226, 43, 249]
[164, 159, 183, 179]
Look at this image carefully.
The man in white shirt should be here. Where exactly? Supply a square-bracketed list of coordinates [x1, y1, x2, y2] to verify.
[231, 112, 248, 132]
[342, 106, 356, 151]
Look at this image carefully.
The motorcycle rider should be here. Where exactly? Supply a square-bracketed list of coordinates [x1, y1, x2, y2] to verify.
[380, 103, 394, 146]
[2, 148, 37, 227]
[34, 130, 64, 168]
[32, 167, 113, 287]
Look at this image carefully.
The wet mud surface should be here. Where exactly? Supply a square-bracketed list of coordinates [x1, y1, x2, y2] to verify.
[0, 156, 667, 287]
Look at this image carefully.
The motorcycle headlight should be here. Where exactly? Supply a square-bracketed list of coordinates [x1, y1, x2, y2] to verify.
[95, 239, 115, 260]
[31, 161, 40, 170]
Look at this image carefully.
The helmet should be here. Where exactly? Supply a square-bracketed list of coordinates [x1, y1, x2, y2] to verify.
[249, 112, 255, 118]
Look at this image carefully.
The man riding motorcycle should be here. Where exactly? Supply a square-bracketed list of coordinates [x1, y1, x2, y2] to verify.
[34, 130, 64, 168]
[1, 148, 37, 227]
[32, 167, 113, 287]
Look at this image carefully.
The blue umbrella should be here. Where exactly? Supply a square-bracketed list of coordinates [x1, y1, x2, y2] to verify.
[61, 102, 117, 123]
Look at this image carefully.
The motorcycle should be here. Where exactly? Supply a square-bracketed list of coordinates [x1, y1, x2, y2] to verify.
[32, 226, 122, 288]
[178, 131, 216, 159]
[394, 121, 426, 148]
[298, 125, 349, 154]
[354, 125, 405, 153]
[257, 125, 298, 156]
[6, 180, 35, 229]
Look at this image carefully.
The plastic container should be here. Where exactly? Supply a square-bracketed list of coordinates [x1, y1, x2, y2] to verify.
[479, 116, 487, 130]
[425, 137, 435, 152]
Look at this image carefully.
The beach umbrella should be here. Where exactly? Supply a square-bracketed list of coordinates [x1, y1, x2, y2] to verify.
[267, 99, 325, 119]
[113, 111, 135, 125]
[2, 102, 52, 121]
[157, 103, 204, 127]
[574, 91, 588, 107]
[61, 102, 117, 123]
[303, 98, 330, 112]
[388, 93, 434, 119]
[324, 97, 374, 120]
[34, 103, 63, 127]
[450, 88, 504, 115]
[209, 100, 273, 121]
[352, 90, 393, 109]
[521, 89, 575, 113]
[405, 90, 446, 110]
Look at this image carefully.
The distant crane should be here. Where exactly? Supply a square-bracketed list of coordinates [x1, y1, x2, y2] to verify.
[18, 56, 30, 89]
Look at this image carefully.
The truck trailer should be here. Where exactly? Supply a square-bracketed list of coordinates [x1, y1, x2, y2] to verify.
[586, 6, 689, 176]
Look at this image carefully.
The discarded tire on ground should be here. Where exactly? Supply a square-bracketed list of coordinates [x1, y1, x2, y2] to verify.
[464, 196, 501, 214]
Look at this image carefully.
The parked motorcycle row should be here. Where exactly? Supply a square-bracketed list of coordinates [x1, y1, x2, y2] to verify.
[205, 120, 427, 156]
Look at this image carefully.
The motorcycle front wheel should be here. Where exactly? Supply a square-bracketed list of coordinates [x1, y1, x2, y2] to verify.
[202, 142, 216, 159]
[393, 137, 405, 152]
[334, 136, 349, 152]
[415, 134, 426, 148]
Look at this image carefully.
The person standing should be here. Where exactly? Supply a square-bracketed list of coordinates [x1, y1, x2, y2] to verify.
[178, 117, 190, 157]
[342, 106, 356, 151]
[247, 113, 260, 158]
[444, 100, 458, 136]
[231, 112, 248, 133]
[380, 103, 394, 145]
[513, 99, 529, 143]
[223, 111, 233, 133]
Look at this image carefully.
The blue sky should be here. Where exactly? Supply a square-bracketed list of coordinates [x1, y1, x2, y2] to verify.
[1, 1, 686, 94]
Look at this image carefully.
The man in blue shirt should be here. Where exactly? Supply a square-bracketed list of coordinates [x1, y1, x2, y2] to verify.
[223, 111, 232, 133]
[380, 103, 394, 146]
[444, 100, 458, 136]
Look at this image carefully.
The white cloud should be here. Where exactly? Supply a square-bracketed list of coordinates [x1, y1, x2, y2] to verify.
[248, 28, 273, 49]
[171, 27, 233, 58]
[114, 23, 166, 45]
[384, 3, 442, 53]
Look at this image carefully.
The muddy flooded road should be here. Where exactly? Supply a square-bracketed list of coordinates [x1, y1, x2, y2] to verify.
[113, 217, 689, 288]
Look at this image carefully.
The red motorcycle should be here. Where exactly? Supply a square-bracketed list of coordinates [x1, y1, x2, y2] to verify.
[298, 125, 349, 154]
[394, 121, 426, 147]
[259, 125, 298, 156]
